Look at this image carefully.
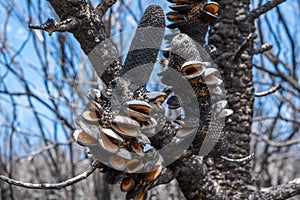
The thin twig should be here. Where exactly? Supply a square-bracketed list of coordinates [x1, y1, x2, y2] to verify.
[249, 0, 287, 21]
[28, 18, 78, 35]
[95, 0, 117, 17]
[221, 153, 254, 164]
[254, 84, 281, 97]
[0, 160, 101, 190]
[252, 131, 300, 147]
[251, 44, 273, 55]
[233, 33, 257, 62]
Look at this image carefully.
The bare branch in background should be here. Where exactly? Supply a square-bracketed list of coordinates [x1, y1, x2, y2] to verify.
[0, 160, 101, 190]
[249, 0, 287, 21]
[254, 84, 281, 97]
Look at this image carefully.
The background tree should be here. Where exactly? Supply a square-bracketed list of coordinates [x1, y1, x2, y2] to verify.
[0, 0, 299, 199]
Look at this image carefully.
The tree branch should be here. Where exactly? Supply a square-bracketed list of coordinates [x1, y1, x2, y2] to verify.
[249, 0, 287, 21]
[0, 160, 101, 190]
[256, 178, 300, 199]
[28, 18, 78, 35]
[254, 84, 281, 97]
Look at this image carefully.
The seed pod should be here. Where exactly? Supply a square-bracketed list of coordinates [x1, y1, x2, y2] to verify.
[124, 100, 152, 115]
[121, 177, 135, 192]
[215, 109, 233, 120]
[169, 4, 191, 12]
[140, 117, 157, 136]
[201, 2, 220, 22]
[212, 100, 228, 114]
[144, 166, 162, 182]
[110, 154, 126, 170]
[126, 158, 143, 173]
[117, 147, 132, 160]
[111, 116, 140, 137]
[99, 133, 119, 153]
[129, 141, 144, 156]
[210, 86, 223, 95]
[203, 2, 220, 15]
[166, 11, 186, 22]
[181, 61, 206, 80]
[72, 129, 98, 146]
[100, 127, 124, 143]
[75, 116, 101, 140]
[145, 91, 167, 103]
[203, 75, 223, 87]
[81, 109, 100, 124]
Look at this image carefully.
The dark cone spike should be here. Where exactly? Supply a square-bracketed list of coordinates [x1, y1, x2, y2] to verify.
[169, 4, 191, 12]
[121, 177, 135, 192]
[167, 20, 188, 29]
[169, 0, 191, 4]
[72, 129, 98, 146]
[121, 5, 165, 76]
[166, 11, 186, 22]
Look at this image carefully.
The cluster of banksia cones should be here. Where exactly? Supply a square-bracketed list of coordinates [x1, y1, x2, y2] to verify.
[72, 1, 233, 199]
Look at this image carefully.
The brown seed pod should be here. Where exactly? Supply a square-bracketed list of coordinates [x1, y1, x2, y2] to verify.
[124, 108, 151, 123]
[212, 100, 228, 114]
[210, 86, 223, 95]
[215, 109, 233, 120]
[126, 158, 143, 173]
[87, 101, 102, 115]
[203, 2, 220, 15]
[203, 75, 223, 87]
[129, 141, 144, 156]
[140, 117, 157, 136]
[100, 127, 124, 143]
[72, 129, 98, 146]
[99, 133, 119, 153]
[110, 154, 126, 170]
[111, 116, 140, 137]
[81, 109, 100, 124]
[133, 188, 147, 200]
[166, 11, 186, 22]
[145, 91, 167, 103]
[144, 166, 162, 182]
[124, 100, 152, 115]
[181, 61, 206, 80]
[120, 177, 135, 192]
[169, 4, 191, 12]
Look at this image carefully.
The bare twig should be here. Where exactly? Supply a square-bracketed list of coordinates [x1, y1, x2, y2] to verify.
[256, 178, 300, 199]
[95, 0, 117, 17]
[249, 0, 287, 21]
[28, 18, 78, 35]
[0, 160, 101, 190]
[252, 131, 300, 147]
[251, 44, 273, 55]
[221, 153, 254, 164]
[254, 84, 281, 97]
[233, 33, 257, 62]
